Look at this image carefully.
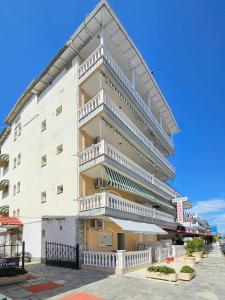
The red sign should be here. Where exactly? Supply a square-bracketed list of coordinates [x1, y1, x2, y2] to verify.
[177, 200, 184, 223]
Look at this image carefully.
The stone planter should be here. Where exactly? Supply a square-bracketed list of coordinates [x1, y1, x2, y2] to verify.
[179, 271, 196, 281]
[202, 253, 208, 258]
[183, 256, 196, 267]
[146, 271, 178, 282]
[0, 275, 27, 286]
[192, 252, 202, 262]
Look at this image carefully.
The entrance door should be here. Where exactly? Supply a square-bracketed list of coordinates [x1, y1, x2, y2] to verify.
[117, 233, 125, 250]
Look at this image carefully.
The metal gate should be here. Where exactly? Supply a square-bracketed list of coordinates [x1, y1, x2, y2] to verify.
[45, 242, 79, 269]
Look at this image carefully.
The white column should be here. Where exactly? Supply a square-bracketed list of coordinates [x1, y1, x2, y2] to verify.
[116, 250, 126, 270]
[100, 30, 104, 46]
[159, 111, 163, 127]
[131, 67, 136, 90]
[148, 94, 152, 111]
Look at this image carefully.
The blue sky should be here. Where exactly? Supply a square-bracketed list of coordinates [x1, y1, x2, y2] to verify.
[0, 0, 225, 233]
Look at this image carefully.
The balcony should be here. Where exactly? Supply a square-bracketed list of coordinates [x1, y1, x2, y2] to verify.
[79, 140, 176, 199]
[79, 90, 175, 176]
[79, 192, 176, 225]
[78, 45, 173, 151]
[0, 154, 9, 168]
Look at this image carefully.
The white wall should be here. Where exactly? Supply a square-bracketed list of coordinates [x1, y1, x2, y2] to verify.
[41, 216, 76, 259]
[23, 221, 42, 258]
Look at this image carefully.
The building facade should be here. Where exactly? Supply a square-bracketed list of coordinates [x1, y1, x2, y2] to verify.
[0, 0, 187, 263]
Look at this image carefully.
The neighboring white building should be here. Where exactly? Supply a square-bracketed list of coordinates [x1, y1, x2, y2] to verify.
[0, 0, 188, 266]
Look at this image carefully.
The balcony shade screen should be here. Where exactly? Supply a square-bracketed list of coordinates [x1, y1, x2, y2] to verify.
[0, 205, 9, 216]
[105, 167, 174, 210]
[109, 217, 167, 235]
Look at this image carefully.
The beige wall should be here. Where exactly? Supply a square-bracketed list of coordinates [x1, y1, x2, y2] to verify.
[85, 219, 157, 252]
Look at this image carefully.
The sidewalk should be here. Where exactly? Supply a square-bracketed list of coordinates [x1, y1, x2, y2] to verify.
[0, 245, 224, 300]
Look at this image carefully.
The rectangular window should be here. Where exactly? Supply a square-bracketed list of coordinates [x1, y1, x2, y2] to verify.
[42, 229, 45, 238]
[17, 209, 20, 217]
[13, 158, 17, 169]
[13, 210, 16, 217]
[17, 153, 21, 165]
[14, 129, 17, 141]
[56, 105, 62, 116]
[17, 182, 20, 193]
[13, 185, 16, 196]
[57, 185, 63, 194]
[41, 119, 46, 132]
[17, 124, 22, 136]
[41, 191, 47, 203]
[56, 144, 63, 154]
[41, 155, 47, 167]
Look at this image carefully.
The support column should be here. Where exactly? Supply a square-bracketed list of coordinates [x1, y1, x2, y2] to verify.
[116, 250, 126, 275]
[131, 67, 136, 90]
[148, 93, 152, 111]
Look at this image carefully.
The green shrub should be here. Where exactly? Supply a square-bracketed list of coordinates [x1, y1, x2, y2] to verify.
[147, 265, 176, 274]
[185, 237, 205, 256]
[180, 265, 195, 273]
[0, 268, 27, 278]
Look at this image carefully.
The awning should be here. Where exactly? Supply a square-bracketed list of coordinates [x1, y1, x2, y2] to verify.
[0, 216, 22, 226]
[0, 180, 9, 191]
[105, 167, 175, 210]
[0, 205, 9, 216]
[109, 217, 168, 235]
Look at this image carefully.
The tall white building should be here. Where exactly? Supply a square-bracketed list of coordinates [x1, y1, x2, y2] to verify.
[0, 0, 189, 267]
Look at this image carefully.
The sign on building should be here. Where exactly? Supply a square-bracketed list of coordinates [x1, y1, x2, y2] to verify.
[176, 200, 184, 223]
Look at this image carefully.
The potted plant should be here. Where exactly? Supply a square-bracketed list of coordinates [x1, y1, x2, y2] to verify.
[192, 238, 205, 262]
[184, 240, 196, 267]
[202, 249, 209, 258]
[146, 265, 178, 282]
[179, 265, 196, 281]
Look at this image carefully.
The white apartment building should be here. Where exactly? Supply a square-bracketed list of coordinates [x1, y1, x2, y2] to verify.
[0, 0, 189, 268]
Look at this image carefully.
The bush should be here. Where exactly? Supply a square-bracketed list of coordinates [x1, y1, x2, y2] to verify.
[180, 265, 195, 273]
[147, 265, 176, 274]
[0, 267, 27, 278]
[185, 237, 205, 256]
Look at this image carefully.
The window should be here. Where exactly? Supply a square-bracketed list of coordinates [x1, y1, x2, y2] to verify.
[56, 144, 63, 154]
[41, 119, 46, 132]
[13, 185, 16, 196]
[42, 229, 45, 238]
[13, 158, 17, 169]
[17, 182, 20, 193]
[17, 153, 21, 165]
[57, 185, 63, 194]
[14, 129, 17, 141]
[17, 209, 20, 217]
[41, 191, 47, 203]
[56, 105, 62, 116]
[17, 124, 22, 136]
[41, 155, 47, 167]
[13, 210, 16, 217]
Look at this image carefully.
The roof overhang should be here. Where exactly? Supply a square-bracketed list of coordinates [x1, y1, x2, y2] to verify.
[5, 0, 179, 135]
[0, 127, 11, 146]
[109, 217, 168, 235]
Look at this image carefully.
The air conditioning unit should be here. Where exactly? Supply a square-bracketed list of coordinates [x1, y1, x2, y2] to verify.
[91, 219, 103, 229]
[95, 178, 108, 190]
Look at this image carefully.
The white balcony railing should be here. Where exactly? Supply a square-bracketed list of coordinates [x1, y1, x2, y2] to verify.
[79, 192, 175, 223]
[79, 90, 175, 174]
[82, 249, 152, 271]
[79, 44, 173, 149]
[79, 140, 176, 198]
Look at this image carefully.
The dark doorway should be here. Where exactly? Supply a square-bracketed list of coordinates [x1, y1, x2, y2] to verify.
[117, 233, 125, 250]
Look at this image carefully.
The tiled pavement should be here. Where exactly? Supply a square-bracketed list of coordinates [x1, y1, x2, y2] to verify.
[0, 245, 225, 300]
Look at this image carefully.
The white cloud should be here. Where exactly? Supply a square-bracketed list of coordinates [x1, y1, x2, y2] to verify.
[190, 198, 225, 234]
[191, 198, 225, 215]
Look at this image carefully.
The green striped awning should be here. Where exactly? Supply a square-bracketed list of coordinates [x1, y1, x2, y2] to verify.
[0, 205, 9, 216]
[0, 180, 9, 191]
[105, 167, 175, 210]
